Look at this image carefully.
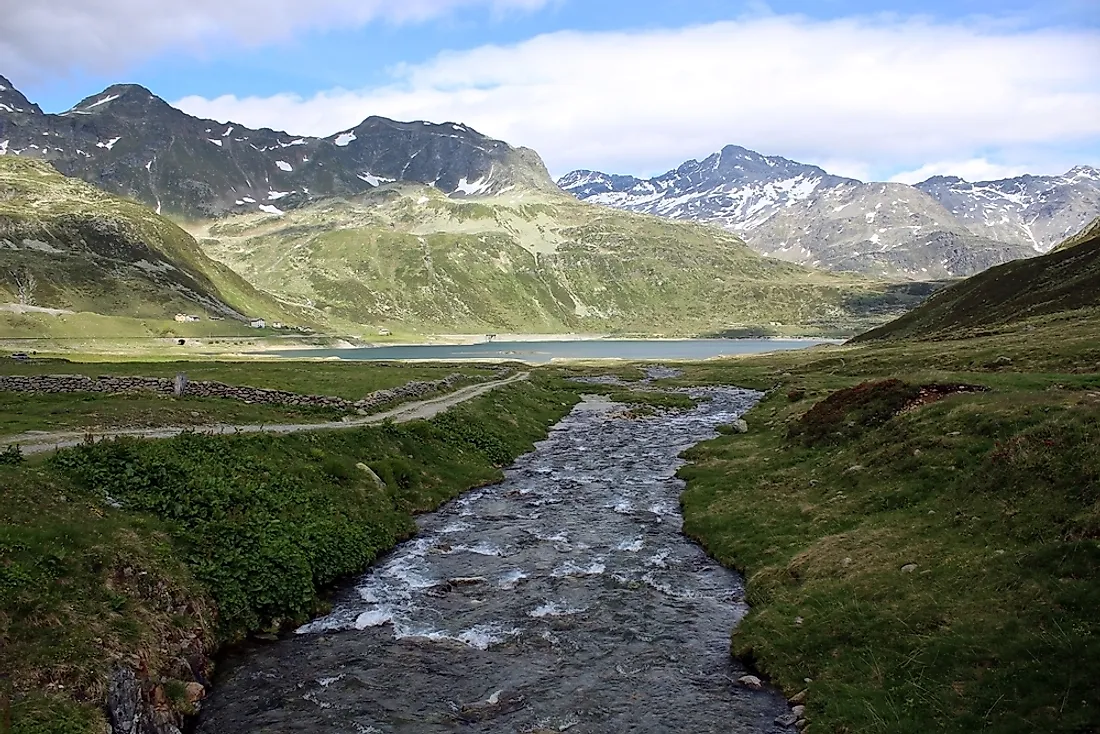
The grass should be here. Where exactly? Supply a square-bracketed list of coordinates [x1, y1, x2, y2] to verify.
[199, 184, 922, 337]
[0, 357, 499, 398]
[0, 359, 502, 435]
[671, 318, 1100, 733]
[0, 392, 343, 436]
[0, 375, 579, 733]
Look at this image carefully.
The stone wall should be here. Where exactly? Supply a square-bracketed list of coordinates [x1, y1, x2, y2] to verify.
[0, 370, 501, 413]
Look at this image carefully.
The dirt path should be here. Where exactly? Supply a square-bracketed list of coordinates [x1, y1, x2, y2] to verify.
[5, 372, 530, 456]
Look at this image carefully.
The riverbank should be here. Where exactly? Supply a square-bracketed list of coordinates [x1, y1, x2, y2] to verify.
[0, 376, 581, 733]
[669, 320, 1100, 733]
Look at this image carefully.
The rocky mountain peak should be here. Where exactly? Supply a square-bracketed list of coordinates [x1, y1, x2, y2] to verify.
[62, 83, 180, 121]
[1065, 165, 1100, 181]
[917, 175, 965, 187]
[0, 75, 42, 116]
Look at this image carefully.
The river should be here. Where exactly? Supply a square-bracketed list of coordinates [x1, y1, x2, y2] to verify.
[264, 338, 832, 362]
[196, 380, 794, 733]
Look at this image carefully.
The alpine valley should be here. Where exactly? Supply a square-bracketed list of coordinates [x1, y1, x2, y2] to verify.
[0, 74, 1094, 339]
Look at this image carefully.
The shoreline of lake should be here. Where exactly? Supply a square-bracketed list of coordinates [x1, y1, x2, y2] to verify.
[255, 337, 841, 363]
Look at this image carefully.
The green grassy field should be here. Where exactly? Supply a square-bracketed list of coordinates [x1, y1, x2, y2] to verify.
[0, 358, 500, 398]
[0, 359, 502, 437]
[665, 319, 1100, 733]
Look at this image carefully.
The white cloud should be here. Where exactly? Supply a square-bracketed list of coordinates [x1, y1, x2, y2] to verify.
[175, 15, 1100, 181]
[889, 159, 1034, 184]
[1, 0, 550, 79]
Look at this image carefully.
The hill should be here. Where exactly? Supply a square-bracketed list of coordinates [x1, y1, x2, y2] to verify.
[194, 184, 925, 336]
[853, 217, 1100, 341]
[1054, 215, 1100, 251]
[0, 156, 292, 334]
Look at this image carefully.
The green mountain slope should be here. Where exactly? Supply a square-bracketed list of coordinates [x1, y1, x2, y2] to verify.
[197, 185, 923, 336]
[854, 218, 1100, 342]
[0, 156, 293, 332]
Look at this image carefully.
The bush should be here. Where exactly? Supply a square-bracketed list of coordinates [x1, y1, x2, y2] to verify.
[49, 433, 406, 639]
[788, 379, 921, 446]
[0, 444, 24, 465]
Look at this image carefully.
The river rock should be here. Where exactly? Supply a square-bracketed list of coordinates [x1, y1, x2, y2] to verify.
[775, 712, 799, 727]
[730, 419, 749, 434]
[737, 674, 763, 690]
[901, 563, 918, 573]
[355, 463, 387, 490]
[185, 682, 206, 706]
[789, 688, 808, 704]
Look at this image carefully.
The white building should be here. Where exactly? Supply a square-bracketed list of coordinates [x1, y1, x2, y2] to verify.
[249, 318, 266, 329]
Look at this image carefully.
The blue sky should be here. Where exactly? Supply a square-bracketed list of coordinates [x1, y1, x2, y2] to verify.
[7, 0, 1100, 181]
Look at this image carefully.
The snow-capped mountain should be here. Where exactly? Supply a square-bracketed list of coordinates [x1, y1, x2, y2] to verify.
[561, 148, 1099, 278]
[559, 145, 856, 231]
[0, 75, 558, 218]
[916, 167, 1100, 252]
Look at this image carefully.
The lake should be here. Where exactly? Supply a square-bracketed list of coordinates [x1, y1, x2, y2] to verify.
[265, 338, 834, 362]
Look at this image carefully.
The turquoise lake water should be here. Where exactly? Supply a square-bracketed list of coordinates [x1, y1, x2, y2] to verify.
[267, 338, 835, 362]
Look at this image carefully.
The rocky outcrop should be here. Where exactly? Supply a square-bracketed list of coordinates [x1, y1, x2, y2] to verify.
[0, 371, 498, 412]
[106, 667, 183, 734]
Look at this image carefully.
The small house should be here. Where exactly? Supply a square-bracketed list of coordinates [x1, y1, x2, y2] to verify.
[378, 328, 392, 336]
[249, 318, 266, 329]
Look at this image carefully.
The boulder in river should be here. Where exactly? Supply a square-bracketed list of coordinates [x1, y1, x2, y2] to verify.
[737, 674, 764, 690]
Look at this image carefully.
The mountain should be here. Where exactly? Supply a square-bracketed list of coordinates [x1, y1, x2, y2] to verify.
[853, 217, 1100, 342]
[559, 146, 855, 231]
[560, 146, 1099, 279]
[0, 74, 932, 337]
[0, 75, 557, 219]
[194, 183, 927, 336]
[0, 155, 289, 330]
[916, 168, 1100, 251]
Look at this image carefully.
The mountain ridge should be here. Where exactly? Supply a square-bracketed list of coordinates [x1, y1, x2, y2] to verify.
[561, 148, 1100, 279]
[0, 76, 560, 220]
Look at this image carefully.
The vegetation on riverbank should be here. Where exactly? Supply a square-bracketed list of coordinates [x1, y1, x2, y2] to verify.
[0, 376, 578, 733]
[674, 320, 1100, 733]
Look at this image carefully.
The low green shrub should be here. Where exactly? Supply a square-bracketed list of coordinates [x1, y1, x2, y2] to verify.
[788, 378, 920, 446]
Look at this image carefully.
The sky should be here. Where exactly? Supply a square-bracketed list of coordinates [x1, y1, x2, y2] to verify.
[5, 0, 1100, 182]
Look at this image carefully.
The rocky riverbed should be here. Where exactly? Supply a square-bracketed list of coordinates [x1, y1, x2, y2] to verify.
[195, 385, 794, 733]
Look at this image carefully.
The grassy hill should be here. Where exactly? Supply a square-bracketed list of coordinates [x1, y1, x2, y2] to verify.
[854, 216, 1100, 342]
[0, 157, 297, 337]
[196, 185, 926, 337]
